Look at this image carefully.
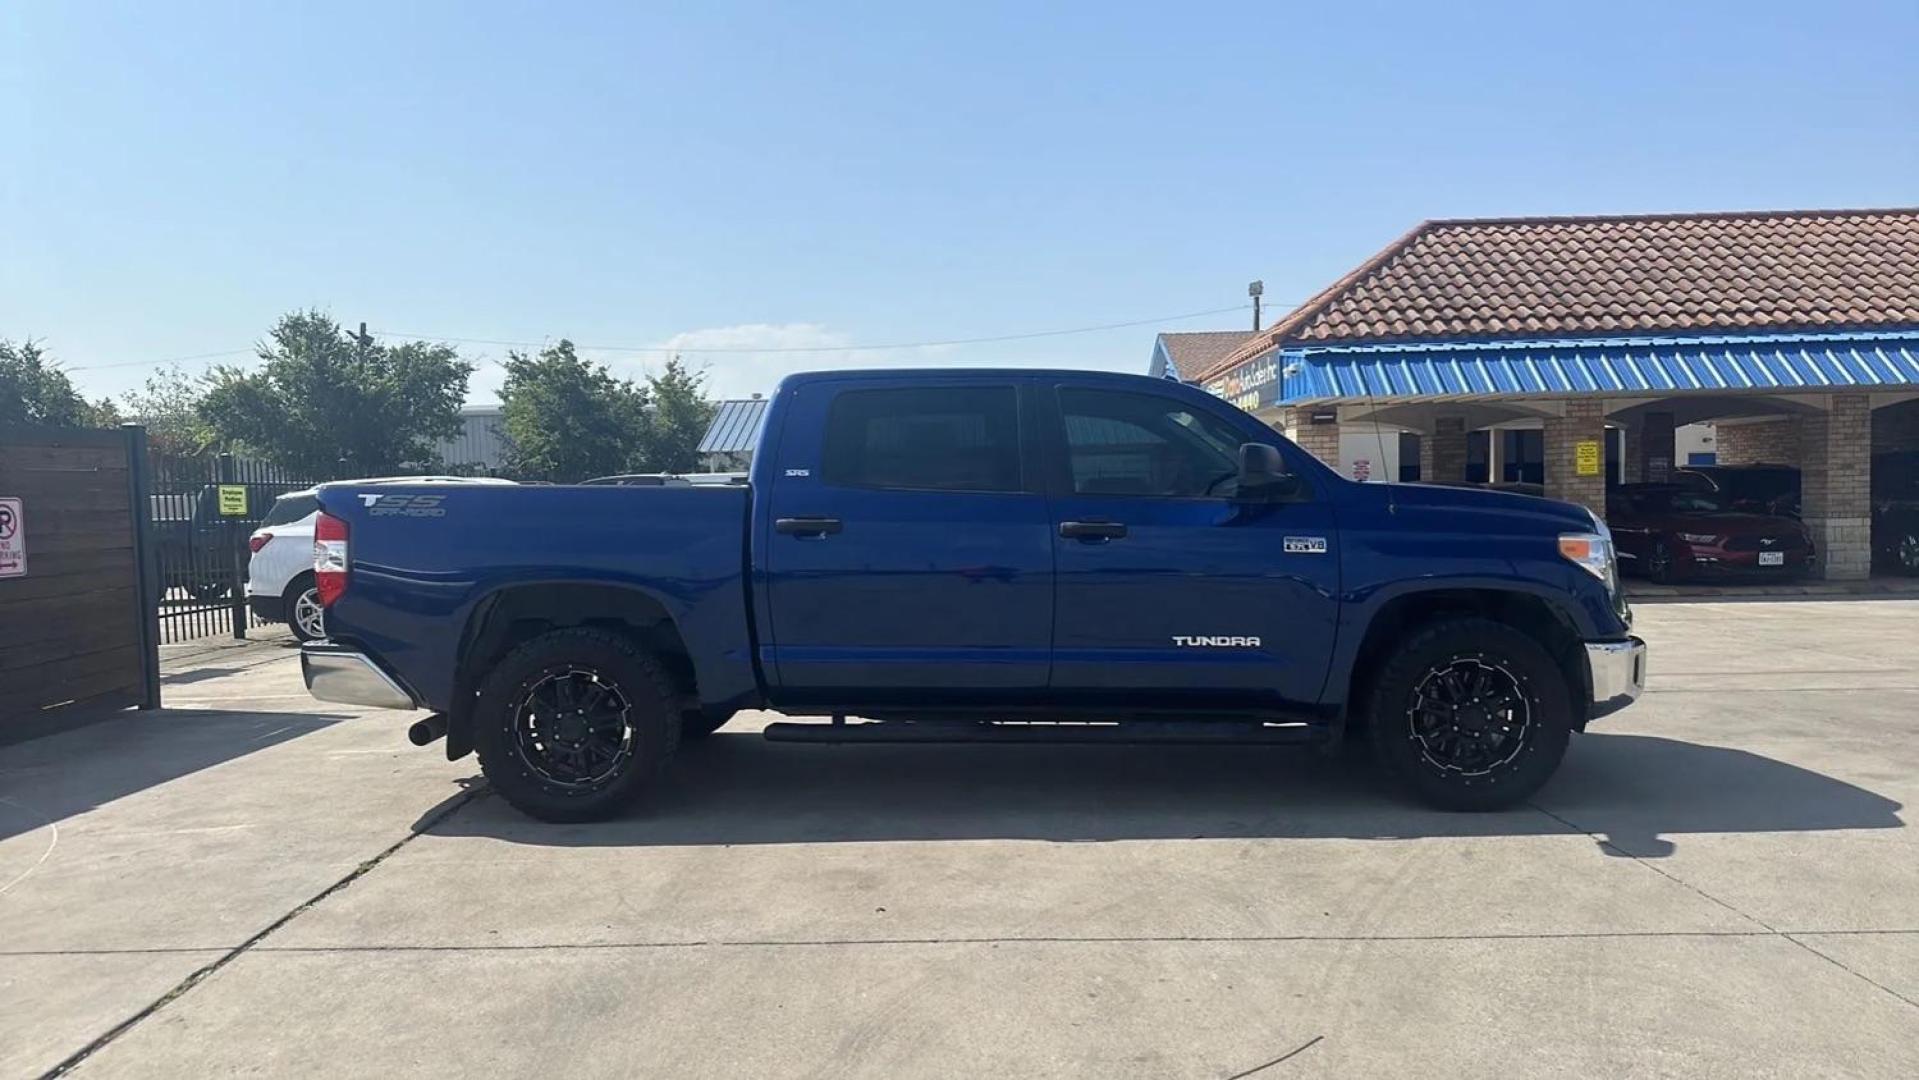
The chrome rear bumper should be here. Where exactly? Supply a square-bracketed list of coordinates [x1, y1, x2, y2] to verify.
[301, 644, 418, 710]
[1585, 636, 1647, 720]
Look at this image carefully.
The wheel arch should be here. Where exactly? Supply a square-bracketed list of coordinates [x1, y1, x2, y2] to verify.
[446, 582, 699, 761]
[1338, 585, 1590, 735]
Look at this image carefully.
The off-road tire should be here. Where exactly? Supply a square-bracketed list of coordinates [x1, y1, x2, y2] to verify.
[474, 628, 681, 822]
[1365, 617, 1574, 812]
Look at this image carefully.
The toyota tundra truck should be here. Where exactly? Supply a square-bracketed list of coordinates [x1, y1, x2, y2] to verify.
[299, 369, 1645, 821]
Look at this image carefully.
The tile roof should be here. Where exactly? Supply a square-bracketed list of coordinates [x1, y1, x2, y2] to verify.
[1155, 330, 1256, 380]
[1200, 207, 1919, 381]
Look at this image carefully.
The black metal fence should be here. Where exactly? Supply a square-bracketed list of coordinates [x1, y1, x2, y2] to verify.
[148, 453, 322, 643]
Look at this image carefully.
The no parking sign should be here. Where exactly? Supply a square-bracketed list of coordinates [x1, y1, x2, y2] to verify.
[0, 497, 24, 578]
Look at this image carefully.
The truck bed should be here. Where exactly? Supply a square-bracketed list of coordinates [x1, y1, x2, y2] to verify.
[314, 482, 757, 715]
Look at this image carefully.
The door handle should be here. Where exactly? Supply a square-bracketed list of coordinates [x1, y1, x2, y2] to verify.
[1059, 520, 1127, 541]
[775, 516, 843, 537]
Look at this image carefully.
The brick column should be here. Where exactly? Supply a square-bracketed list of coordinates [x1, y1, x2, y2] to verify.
[1544, 401, 1607, 518]
[1633, 411, 1676, 482]
[1425, 416, 1468, 483]
[1291, 412, 1340, 470]
[1799, 394, 1872, 580]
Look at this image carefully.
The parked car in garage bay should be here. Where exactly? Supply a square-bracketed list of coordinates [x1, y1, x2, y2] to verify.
[1873, 451, 1919, 575]
[1674, 463, 1801, 518]
[1607, 483, 1814, 582]
[248, 477, 514, 640]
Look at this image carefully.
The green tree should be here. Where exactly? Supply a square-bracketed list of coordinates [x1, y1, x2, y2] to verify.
[0, 339, 118, 427]
[633, 356, 717, 473]
[198, 311, 473, 476]
[118, 364, 212, 456]
[499, 340, 650, 482]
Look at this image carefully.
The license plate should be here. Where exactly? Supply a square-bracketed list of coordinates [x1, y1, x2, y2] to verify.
[1758, 551, 1785, 566]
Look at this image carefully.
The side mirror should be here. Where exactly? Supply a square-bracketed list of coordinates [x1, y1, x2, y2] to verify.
[1236, 442, 1299, 500]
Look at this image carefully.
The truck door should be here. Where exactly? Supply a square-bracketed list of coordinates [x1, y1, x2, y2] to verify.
[1044, 383, 1340, 708]
[761, 379, 1054, 699]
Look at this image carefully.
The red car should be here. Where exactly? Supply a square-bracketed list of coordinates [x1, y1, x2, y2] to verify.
[1607, 484, 1815, 582]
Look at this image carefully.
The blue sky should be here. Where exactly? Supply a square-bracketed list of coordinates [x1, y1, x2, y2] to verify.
[5, 1, 1916, 404]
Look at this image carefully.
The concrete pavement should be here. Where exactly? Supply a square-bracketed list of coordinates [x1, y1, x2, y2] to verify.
[2, 602, 1915, 1078]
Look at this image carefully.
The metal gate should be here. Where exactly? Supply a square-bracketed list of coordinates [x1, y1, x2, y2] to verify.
[148, 452, 320, 643]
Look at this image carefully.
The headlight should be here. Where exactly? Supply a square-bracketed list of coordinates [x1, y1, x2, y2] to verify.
[1559, 530, 1618, 592]
[1676, 532, 1720, 545]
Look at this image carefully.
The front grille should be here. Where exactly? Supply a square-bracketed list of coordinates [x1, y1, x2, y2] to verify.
[1724, 535, 1801, 552]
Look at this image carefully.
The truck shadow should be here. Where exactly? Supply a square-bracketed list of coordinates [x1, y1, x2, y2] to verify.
[421, 731, 1905, 858]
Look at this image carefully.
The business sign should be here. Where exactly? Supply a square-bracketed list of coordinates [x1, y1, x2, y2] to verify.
[1204, 352, 1278, 412]
[1574, 440, 1602, 477]
[0, 497, 24, 578]
[217, 484, 249, 516]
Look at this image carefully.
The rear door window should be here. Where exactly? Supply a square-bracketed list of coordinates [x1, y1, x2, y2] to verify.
[261, 495, 320, 526]
[821, 386, 1022, 493]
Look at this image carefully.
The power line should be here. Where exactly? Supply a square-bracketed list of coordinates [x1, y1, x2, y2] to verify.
[371, 302, 1276, 356]
[66, 348, 255, 373]
[57, 300, 1286, 377]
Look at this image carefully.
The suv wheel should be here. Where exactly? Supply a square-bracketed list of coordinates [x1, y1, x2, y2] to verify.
[1366, 617, 1573, 812]
[473, 628, 680, 822]
[1896, 530, 1919, 576]
[285, 576, 326, 642]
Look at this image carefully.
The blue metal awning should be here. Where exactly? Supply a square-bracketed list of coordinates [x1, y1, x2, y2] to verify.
[1277, 331, 1919, 404]
[696, 397, 769, 454]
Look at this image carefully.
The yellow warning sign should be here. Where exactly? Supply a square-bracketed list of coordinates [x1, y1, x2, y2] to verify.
[217, 485, 249, 516]
[1574, 441, 1602, 477]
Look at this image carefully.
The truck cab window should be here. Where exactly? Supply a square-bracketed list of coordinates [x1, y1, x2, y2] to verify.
[1059, 388, 1243, 498]
[821, 386, 1022, 492]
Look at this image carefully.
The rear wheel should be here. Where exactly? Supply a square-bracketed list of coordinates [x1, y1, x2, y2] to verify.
[1366, 617, 1573, 812]
[474, 628, 680, 822]
[284, 576, 325, 642]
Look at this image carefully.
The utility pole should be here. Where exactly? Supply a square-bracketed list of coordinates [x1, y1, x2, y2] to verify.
[1248, 280, 1264, 332]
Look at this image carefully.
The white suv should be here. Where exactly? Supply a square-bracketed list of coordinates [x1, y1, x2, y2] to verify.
[247, 476, 513, 640]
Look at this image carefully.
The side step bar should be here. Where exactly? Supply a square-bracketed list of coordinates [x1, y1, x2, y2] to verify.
[761, 720, 1322, 746]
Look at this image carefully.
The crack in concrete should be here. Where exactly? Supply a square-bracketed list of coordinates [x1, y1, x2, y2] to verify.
[35, 786, 482, 1079]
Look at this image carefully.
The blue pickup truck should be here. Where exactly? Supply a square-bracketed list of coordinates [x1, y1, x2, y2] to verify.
[301, 369, 1645, 821]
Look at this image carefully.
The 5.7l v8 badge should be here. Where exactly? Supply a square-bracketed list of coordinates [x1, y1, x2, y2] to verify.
[1284, 536, 1328, 554]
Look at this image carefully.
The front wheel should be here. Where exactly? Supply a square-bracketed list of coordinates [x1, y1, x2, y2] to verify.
[473, 628, 680, 822]
[1366, 617, 1574, 812]
[1894, 529, 1919, 576]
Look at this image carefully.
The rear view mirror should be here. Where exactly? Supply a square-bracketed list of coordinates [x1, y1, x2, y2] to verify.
[1237, 442, 1299, 500]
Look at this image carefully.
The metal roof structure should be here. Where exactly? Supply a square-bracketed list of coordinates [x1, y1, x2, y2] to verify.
[1278, 331, 1919, 404]
[696, 398, 770, 454]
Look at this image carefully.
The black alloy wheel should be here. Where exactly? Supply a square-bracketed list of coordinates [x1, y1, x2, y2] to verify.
[1366, 617, 1573, 811]
[1406, 657, 1532, 778]
[473, 628, 680, 822]
[510, 667, 636, 788]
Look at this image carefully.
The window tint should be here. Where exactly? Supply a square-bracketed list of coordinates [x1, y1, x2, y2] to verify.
[262, 494, 320, 526]
[821, 386, 1022, 492]
[1059, 388, 1243, 498]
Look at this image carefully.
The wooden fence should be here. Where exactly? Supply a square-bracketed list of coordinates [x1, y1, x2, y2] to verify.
[0, 424, 160, 740]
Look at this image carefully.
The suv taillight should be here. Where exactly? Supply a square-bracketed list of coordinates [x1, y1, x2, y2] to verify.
[248, 531, 273, 554]
[314, 512, 349, 606]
